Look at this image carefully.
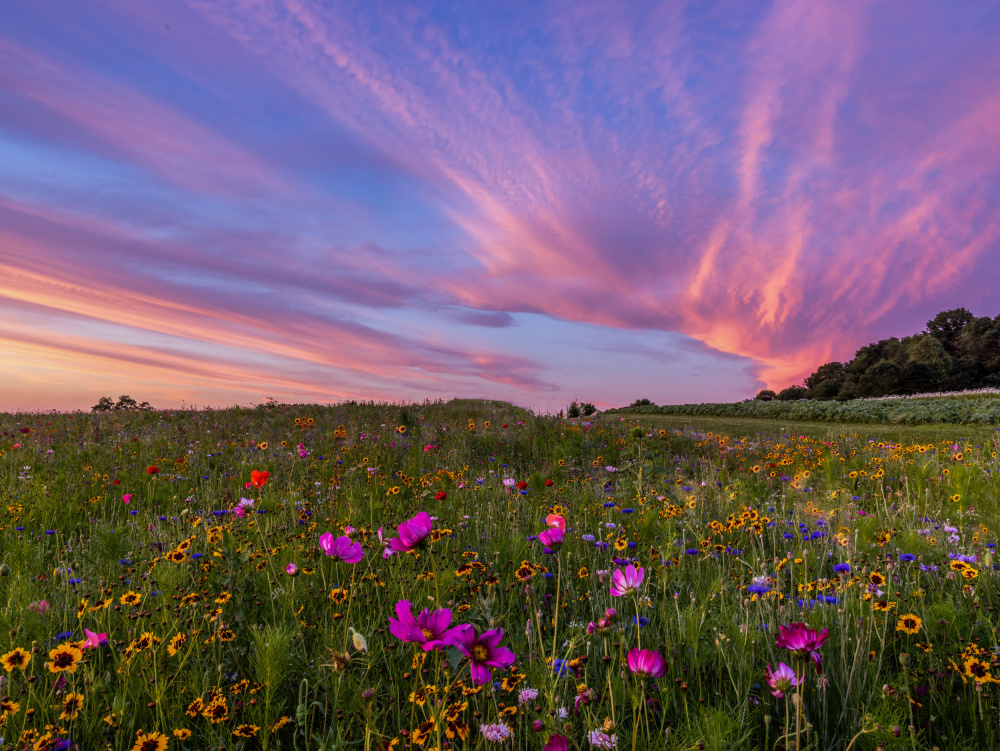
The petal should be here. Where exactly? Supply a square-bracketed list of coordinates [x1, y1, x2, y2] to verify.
[446, 624, 476, 654]
[394, 600, 418, 628]
[469, 661, 492, 685]
[486, 646, 516, 669]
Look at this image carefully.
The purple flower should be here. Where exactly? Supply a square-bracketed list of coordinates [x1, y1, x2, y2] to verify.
[387, 600, 455, 651]
[775, 622, 829, 674]
[448, 624, 516, 684]
[609, 564, 644, 596]
[319, 533, 363, 563]
[389, 512, 433, 552]
[627, 648, 667, 678]
[765, 662, 800, 698]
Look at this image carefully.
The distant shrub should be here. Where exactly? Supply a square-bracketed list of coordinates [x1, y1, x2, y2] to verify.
[754, 389, 777, 401]
[580, 402, 597, 416]
[777, 386, 809, 401]
[566, 400, 581, 418]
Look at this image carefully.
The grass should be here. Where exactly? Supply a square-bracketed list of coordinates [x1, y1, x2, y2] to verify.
[0, 400, 998, 751]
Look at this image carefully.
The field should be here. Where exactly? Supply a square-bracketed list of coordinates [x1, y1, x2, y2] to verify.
[1, 401, 999, 751]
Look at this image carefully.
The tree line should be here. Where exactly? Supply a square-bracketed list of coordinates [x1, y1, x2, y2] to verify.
[756, 308, 1000, 401]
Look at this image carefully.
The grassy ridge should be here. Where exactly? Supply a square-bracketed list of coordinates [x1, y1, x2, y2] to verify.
[607, 394, 1000, 425]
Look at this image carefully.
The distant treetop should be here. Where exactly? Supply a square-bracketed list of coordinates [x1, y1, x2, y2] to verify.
[92, 395, 154, 412]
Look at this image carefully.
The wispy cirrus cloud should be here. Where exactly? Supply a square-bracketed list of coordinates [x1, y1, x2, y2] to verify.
[1, 0, 998, 410]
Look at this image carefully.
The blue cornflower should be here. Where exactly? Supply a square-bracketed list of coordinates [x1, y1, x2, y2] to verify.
[833, 563, 851, 573]
[685, 548, 700, 556]
[899, 554, 916, 562]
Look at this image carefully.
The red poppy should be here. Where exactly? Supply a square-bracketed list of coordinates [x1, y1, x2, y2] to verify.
[250, 470, 270, 488]
[434, 491, 447, 501]
[545, 478, 554, 487]
[113, 479, 121, 486]
[146, 466, 159, 474]
[516, 481, 528, 491]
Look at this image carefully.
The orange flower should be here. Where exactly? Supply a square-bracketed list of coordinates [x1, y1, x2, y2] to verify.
[250, 470, 270, 488]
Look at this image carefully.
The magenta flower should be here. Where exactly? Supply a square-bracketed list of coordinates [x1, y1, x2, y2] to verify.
[319, 533, 363, 563]
[388, 600, 455, 651]
[544, 734, 569, 751]
[609, 564, 645, 596]
[765, 662, 800, 698]
[448, 624, 517, 684]
[775, 622, 830, 673]
[587, 608, 617, 635]
[538, 527, 564, 552]
[627, 648, 667, 678]
[389, 511, 433, 552]
[285, 562, 299, 576]
[83, 628, 108, 649]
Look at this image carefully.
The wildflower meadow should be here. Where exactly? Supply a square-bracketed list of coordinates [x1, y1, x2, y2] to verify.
[1, 400, 999, 751]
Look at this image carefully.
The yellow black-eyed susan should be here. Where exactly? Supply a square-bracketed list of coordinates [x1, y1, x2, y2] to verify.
[59, 693, 83, 721]
[895, 614, 922, 635]
[203, 698, 230, 724]
[167, 633, 187, 657]
[173, 729, 192, 740]
[131, 731, 169, 751]
[271, 716, 292, 732]
[233, 725, 259, 738]
[1, 647, 31, 672]
[47, 644, 83, 674]
[120, 591, 142, 607]
[329, 587, 350, 604]
[964, 656, 993, 682]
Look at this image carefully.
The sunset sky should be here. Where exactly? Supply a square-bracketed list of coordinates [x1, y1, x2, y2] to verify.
[2, 1, 999, 412]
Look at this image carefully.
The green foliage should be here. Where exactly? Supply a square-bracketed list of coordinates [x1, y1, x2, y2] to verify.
[609, 393, 1000, 424]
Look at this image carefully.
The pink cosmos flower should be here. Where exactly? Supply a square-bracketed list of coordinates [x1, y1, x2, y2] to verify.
[609, 564, 645, 596]
[627, 648, 667, 678]
[83, 628, 108, 649]
[765, 662, 800, 698]
[377, 527, 397, 559]
[285, 562, 299, 576]
[775, 622, 830, 673]
[587, 608, 617, 635]
[122, 494, 131, 504]
[544, 734, 568, 751]
[388, 600, 455, 651]
[538, 527, 564, 552]
[447, 624, 517, 684]
[319, 533, 363, 563]
[389, 511, 433, 552]
[28, 600, 49, 614]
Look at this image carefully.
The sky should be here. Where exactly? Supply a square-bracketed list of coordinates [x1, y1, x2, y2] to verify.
[2, 0, 999, 412]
